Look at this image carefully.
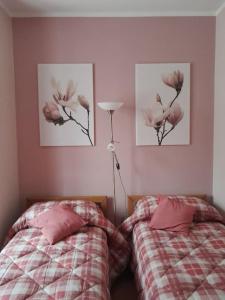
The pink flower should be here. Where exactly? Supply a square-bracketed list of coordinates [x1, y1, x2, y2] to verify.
[143, 102, 169, 129]
[51, 77, 78, 111]
[162, 70, 184, 92]
[78, 95, 90, 112]
[43, 101, 64, 125]
[167, 102, 184, 127]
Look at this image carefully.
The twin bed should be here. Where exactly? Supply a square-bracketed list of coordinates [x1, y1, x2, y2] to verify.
[1, 194, 225, 299]
[0, 196, 129, 300]
[121, 195, 225, 300]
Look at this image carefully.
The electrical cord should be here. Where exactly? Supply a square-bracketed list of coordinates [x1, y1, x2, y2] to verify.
[113, 152, 128, 218]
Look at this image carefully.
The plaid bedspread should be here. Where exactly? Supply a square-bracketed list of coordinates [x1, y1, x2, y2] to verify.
[120, 196, 225, 300]
[0, 200, 130, 300]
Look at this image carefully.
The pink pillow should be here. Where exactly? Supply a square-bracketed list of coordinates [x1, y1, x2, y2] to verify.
[29, 204, 87, 244]
[149, 196, 196, 233]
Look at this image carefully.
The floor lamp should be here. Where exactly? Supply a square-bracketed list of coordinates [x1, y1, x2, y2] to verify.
[98, 102, 123, 223]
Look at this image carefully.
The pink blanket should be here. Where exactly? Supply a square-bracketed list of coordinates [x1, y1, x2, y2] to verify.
[120, 196, 225, 299]
[1, 200, 130, 300]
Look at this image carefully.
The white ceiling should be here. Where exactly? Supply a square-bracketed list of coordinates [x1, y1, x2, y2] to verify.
[0, 0, 225, 17]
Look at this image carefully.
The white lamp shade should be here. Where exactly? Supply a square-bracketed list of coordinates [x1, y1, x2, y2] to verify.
[97, 102, 123, 111]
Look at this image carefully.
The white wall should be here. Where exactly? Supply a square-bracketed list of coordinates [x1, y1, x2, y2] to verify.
[0, 6, 19, 244]
[213, 6, 225, 211]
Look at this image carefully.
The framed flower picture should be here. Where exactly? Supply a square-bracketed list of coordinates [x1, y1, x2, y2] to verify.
[38, 64, 94, 146]
[135, 63, 190, 146]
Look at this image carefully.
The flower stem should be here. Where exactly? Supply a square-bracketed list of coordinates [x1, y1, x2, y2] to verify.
[162, 125, 175, 140]
[62, 106, 93, 146]
[156, 129, 161, 145]
[157, 90, 180, 145]
[63, 107, 86, 131]
[159, 122, 166, 145]
[169, 91, 180, 108]
[86, 110, 93, 146]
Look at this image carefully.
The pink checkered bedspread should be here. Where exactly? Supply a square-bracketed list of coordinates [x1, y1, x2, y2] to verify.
[120, 196, 225, 300]
[0, 200, 130, 300]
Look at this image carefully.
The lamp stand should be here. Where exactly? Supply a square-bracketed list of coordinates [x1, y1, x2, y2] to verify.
[97, 102, 125, 224]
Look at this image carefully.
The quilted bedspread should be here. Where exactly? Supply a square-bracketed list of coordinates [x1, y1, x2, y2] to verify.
[120, 196, 225, 300]
[0, 200, 130, 300]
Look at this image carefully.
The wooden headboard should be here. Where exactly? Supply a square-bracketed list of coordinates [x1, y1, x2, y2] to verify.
[26, 195, 107, 216]
[128, 194, 208, 216]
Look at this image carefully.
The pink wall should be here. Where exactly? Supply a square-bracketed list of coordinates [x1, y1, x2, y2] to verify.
[13, 17, 215, 222]
[0, 7, 19, 243]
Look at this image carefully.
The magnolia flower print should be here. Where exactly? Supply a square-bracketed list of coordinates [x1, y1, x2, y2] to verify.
[143, 70, 184, 145]
[43, 78, 93, 146]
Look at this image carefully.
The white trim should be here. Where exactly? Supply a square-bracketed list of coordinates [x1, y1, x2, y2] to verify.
[10, 10, 216, 18]
[216, 1, 225, 16]
[0, 0, 12, 16]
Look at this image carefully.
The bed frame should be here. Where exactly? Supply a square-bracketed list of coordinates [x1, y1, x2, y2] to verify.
[26, 195, 108, 216]
[127, 194, 208, 216]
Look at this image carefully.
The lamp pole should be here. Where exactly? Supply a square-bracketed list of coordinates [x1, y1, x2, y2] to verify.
[109, 110, 117, 223]
[97, 102, 124, 224]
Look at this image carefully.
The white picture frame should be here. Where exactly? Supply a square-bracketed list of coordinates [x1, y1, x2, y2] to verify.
[136, 63, 190, 146]
[38, 64, 94, 146]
